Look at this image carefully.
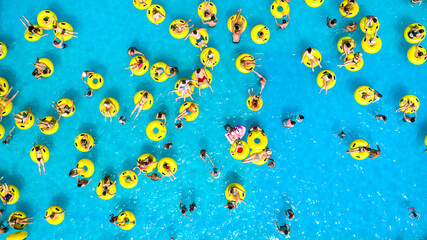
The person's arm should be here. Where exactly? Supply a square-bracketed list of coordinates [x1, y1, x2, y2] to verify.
[301, 52, 306, 63]
[409, 213, 414, 219]
[417, 213, 420, 220]
[415, 43, 420, 57]
[218, 167, 223, 173]
[180, 200, 182, 209]
[276, 222, 280, 231]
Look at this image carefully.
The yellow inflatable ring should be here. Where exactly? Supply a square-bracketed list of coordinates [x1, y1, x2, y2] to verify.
[250, 148, 269, 165]
[137, 153, 157, 173]
[30, 144, 50, 163]
[230, 140, 250, 160]
[158, 157, 177, 176]
[15, 110, 35, 130]
[56, 98, 75, 117]
[236, 53, 256, 73]
[74, 133, 95, 152]
[316, 70, 336, 89]
[39, 116, 59, 135]
[37, 10, 57, 30]
[6, 231, 28, 240]
[8, 211, 28, 230]
[147, 4, 166, 24]
[45, 206, 65, 225]
[247, 95, 263, 111]
[247, 130, 268, 150]
[24, 25, 43, 42]
[129, 56, 149, 76]
[133, 0, 152, 10]
[174, 79, 194, 97]
[0, 77, 9, 97]
[0, 184, 19, 205]
[404, 23, 426, 44]
[361, 35, 382, 54]
[0, 124, 4, 140]
[38, 58, 54, 77]
[399, 95, 420, 114]
[54, 22, 74, 41]
[119, 170, 138, 189]
[134, 91, 153, 110]
[339, 1, 359, 18]
[0, 42, 7, 60]
[0, 98, 12, 117]
[179, 102, 199, 121]
[251, 25, 270, 44]
[118, 211, 136, 230]
[96, 180, 117, 200]
[227, 14, 247, 33]
[354, 86, 375, 105]
[302, 48, 322, 68]
[169, 19, 190, 39]
[349, 139, 370, 160]
[360, 17, 380, 34]
[150, 62, 171, 82]
[225, 183, 245, 202]
[191, 68, 212, 89]
[76, 159, 95, 178]
[407, 45, 427, 65]
[146, 120, 167, 141]
[198, 1, 217, 21]
[87, 73, 104, 89]
[337, 36, 355, 54]
[305, 0, 324, 8]
[201, 47, 220, 68]
[270, 1, 290, 18]
[344, 53, 364, 71]
[424, 134, 427, 147]
[99, 97, 119, 117]
[189, 28, 209, 48]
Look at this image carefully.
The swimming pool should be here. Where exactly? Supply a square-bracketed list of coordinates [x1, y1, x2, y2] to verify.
[1, 0, 427, 239]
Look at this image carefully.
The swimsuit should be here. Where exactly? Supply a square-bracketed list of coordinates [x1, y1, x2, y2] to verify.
[198, 76, 207, 83]
[137, 61, 143, 68]
[196, 36, 204, 45]
[408, 30, 419, 39]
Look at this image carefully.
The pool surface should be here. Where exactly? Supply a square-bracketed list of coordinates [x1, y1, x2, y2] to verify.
[1, 0, 427, 239]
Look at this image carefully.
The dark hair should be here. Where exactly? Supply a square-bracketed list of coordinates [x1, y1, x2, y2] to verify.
[291, 121, 296, 125]
[327, 74, 332, 79]
[378, 94, 383, 98]
[307, 47, 312, 53]
[103, 176, 110, 182]
[63, 43, 67, 49]
[109, 215, 117, 223]
[193, 30, 197, 34]
[373, 18, 378, 23]
[345, 42, 351, 47]
[282, 19, 287, 24]
[418, 51, 424, 57]
[383, 116, 388, 121]
[69, 170, 75, 177]
[175, 123, 183, 129]
[331, 19, 337, 24]
[419, 29, 424, 33]
[204, 11, 210, 17]
[77, 182, 82, 187]
[411, 117, 416, 122]
[32, 70, 37, 76]
[211, 15, 216, 21]
[299, 115, 304, 120]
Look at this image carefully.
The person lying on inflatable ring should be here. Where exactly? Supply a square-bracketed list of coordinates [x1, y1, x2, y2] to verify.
[227, 187, 246, 208]
[241, 148, 272, 163]
[231, 9, 244, 43]
[133, 157, 156, 175]
[0, 183, 14, 205]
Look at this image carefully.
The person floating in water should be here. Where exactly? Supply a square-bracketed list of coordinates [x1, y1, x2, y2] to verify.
[411, 0, 422, 5]
[286, 209, 295, 219]
[327, 17, 337, 28]
[275, 14, 290, 29]
[252, 70, 266, 95]
[2, 127, 15, 145]
[164, 141, 172, 149]
[376, 115, 387, 124]
[369, 143, 381, 159]
[189, 202, 197, 212]
[409, 207, 421, 220]
[156, 112, 167, 124]
[199, 150, 222, 179]
[224, 202, 235, 210]
[276, 222, 291, 235]
[345, 22, 357, 32]
[268, 159, 275, 167]
[179, 200, 191, 219]
[118, 116, 126, 125]
[77, 178, 92, 188]
[282, 115, 304, 128]
[145, 172, 163, 181]
[335, 126, 346, 144]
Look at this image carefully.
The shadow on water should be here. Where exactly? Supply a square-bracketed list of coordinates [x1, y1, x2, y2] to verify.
[1, 172, 24, 189]
[0, 67, 17, 86]
[224, 171, 242, 185]
[79, 122, 98, 135]
[16, 201, 32, 215]
[51, 192, 69, 208]
[415, 120, 427, 145]
[62, 88, 80, 101]
[390, 82, 408, 101]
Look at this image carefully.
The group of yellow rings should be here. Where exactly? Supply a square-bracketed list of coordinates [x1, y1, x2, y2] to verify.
[24, 10, 75, 42]
[230, 129, 269, 165]
[405, 23, 426, 65]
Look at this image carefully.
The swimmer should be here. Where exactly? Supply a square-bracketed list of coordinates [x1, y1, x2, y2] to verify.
[69, 166, 85, 177]
[130, 91, 152, 120]
[339, 40, 355, 59]
[376, 115, 387, 124]
[282, 115, 304, 128]
[119, 116, 127, 125]
[358, 89, 382, 103]
[241, 148, 272, 163]
[414, 43, 427, 59]
[39, 16, 56, 30]
[172, 19, 194, 33]
[286, 209, 295, 219]
[366, 30, 378, 47]
[164, 141, 172, 149]
[327, 17, 337, 28]
[0, 183, 15, 205]
[248, 89, 261, 111]
[224, 202, 235, 210]
[109, 214, 119, 225]
[14, 106, 32, 125]
[184, 28, 208, 51]
[53, 34, 66, 49]
[153, 65, 178, 79]
[101, 100, 117, 122]
[8, 214, 33, 229]
[209, 166, 222, 179]
[194, 68, 213, 96]
[252, 70, 266, 95]
[169, 79, 195, 101]
[268, 159, 275, 167]
[81, 71, 95, 85]
[368, 143, 381, 159]
[128, 47, 145, 58]
[52, 20, 78, 38]
[337, 52, 362, 68]
[84, 88, 93, 97]
[411, 0, 422, 5]
[151, 8, 166, 25]
[345, 22, 358, 32]
[227, 187, 246, 208]
[35, 115, 60, 135]
[275, 15, 290, 29]
[318, 73, 334, 96]
[2, 127, 15, 145]
[301, 47, 322, 72]
[133, 156, 156, 175]
[189, 203, 197, 212]
[145, 172, 163, 181]
[396, 98, 417, 113]
[175, 120, 183, 129]
[97, 176, 116, 197]
[45, 209, 66, 221]
[156, 112, 167, 124]
[201, 0, 214, 20]
[345, 146, 370, 154]
[231, 9, 244, 43]
[340, 0, 356, 19]
[0, 43, 3, 58]
[276, 222, 291, 235]
[335, 126, 346, 144]
[31, 56, 52, 79]
[202, 15, 218, 28]
[125, 57, 146, 76]
[0, 226, 8, 235]
[407, 26, 425, 41]
[241, 56, 261, 70]
[200, 149, 210, 163]
[249, 126, 264, 134]
[403, 111, 417, 123]
[79, 134, 95, 151]
[364, 16, 378, 29]
[19, 15, 48, 38]
[180, 200, 190, 219]
[52, 100, 75, 116]
[174, 103, 198, 125]
[162, 162, 176, 181]
[409, 208, 421, 220]
[202, 48, 217, 70]
[32, 140, 48, 175]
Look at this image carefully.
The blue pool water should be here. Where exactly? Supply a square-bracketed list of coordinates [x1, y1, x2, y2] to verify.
[1, 0, 427, 239]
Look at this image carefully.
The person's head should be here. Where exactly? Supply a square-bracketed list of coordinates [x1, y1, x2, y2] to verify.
[32, 70, 38, 76]
[331, 19, 337, 24]
[234, 25, 240, 31]
[282, 19, 287, 24]
[211, 15, 216, 21]
[143, 91, 149, 98]
[204, 11, 210, 18]
[252, 99, 258, 107]
[171, 67, 177, 73]
[103, 175, 110, 182]
[2, 140, 7, 145]
[373, 18, 378, 23]
[418, 51, 424, 57]
[345, 42, 351, 47]
[419, 29, 425, 34]
[226, 202, 234, 210]
[383, 116, 388, 121]
[291, 121, 296, 125]
[377, 93, 383, 98]
[298, 115, 304, 121]
[307, 47, 312, 54]
[109, 215, 118, 223]
[164, 143, 172, 149]
[410, 117, 416, 122]
[259, 31, 264, 37]
[192, 30, 197, 34]
[268, 159, 275, 167]
[341, 132, 346, 137]
[175, 122, 183, 129]
[81, 139, 87, 145]
[327, 74, 332, 79]
[77, 182, 83, 187]
[69, 169, 76, 177]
